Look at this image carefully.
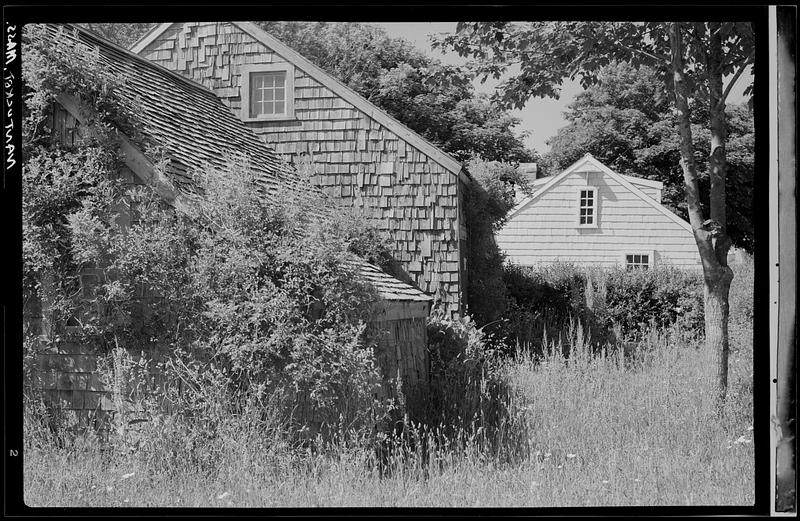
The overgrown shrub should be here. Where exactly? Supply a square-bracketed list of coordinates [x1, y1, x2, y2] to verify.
[463, 157, 531, 328]
[423, 310, 529, 464]
[22, 24, 398, 447]
[604, 265, 704, 335]
[501, 262, 704, 349]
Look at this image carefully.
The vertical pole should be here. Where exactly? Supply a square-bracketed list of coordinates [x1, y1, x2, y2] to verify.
[775, 4, 797, 514]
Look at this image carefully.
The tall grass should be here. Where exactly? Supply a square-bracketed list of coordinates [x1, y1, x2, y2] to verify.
[24, 325, 753, 507]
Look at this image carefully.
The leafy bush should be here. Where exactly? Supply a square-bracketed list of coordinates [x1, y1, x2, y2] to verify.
[604, 265, 704, 335]
[502, 262, 705, 349]
[423, 310, 529, 463]
[463, 157, 531, 328]
[22, 24, 398, 444]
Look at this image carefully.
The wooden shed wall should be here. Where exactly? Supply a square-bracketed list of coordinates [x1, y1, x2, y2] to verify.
[497, 171, 702, 268]
[138, 22, 464, 312]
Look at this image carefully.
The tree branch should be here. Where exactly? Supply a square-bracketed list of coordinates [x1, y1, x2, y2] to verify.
[719, 62, 751, 107]
[613, 41, 670, 67]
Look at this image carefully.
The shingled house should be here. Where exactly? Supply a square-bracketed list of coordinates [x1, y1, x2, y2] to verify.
[131, 22, 471, 315]
[26, 24, 432, 425]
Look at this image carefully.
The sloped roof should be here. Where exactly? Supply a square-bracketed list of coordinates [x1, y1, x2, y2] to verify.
[33, 23, 293, 198]
[131, 21, 465, 177]
[507, 154, 688, 233]
[355, 261, 431, 303]
[31, 23, 430, 305]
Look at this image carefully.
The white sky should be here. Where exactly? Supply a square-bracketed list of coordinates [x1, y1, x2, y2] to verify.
[377, 22, 752, 156]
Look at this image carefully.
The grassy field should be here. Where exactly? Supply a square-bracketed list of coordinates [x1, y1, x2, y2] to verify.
[23, 262, 755, 508]
[23, 329, 754, 508]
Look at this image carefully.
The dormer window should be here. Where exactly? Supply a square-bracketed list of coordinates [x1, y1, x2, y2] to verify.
[240, 64, 295, 122]
[250, 71, 286, 117]
[577, 187, 597, 227]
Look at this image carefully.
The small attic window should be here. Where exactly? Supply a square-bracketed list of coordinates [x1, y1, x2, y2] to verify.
[577, 187, 597, 227]
[240, 63, 295, 122]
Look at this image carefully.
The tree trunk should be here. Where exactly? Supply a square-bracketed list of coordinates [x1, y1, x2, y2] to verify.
[705, 22, 735, 408]
[704, 264, 734, 407]
[669, 22, 733, 410]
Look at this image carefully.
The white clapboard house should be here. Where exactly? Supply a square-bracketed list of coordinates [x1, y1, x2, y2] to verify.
[497, 154, 702, 270]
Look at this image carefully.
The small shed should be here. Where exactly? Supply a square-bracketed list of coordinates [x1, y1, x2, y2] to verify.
[26, 24, 432, 427]
[497, 154, 702, 269]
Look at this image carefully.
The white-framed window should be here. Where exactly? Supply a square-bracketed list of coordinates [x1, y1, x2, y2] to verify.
[576, 187, 598, 227]
[240, 63, 295, 121]
[623, 251, 654, 270]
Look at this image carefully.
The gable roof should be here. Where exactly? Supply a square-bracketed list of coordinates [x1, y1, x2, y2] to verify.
[33, 23, 430, 305]
[507, 153, 692, 233]
[529, 171, 663, 191]
[131, 22, 464, 176]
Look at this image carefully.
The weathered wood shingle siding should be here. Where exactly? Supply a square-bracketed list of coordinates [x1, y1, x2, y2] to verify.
[138, 22, 464, 311]
[497, 170, 701, 268]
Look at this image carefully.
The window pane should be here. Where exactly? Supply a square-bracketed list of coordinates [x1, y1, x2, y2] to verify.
[249, 71, 290, 117]
[249, 77, 261, 117]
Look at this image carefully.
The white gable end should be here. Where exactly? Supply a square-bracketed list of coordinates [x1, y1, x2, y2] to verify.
[497, 154, 700, 269]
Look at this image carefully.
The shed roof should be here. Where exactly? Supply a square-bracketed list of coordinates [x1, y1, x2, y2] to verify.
[31, 23, 431, 304]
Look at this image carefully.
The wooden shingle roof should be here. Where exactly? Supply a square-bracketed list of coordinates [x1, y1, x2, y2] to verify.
[32, 23, 431, 305]
[34, 24, 293, 198]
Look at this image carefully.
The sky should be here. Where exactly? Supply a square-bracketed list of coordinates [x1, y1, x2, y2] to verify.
[377, 22, 752, 157]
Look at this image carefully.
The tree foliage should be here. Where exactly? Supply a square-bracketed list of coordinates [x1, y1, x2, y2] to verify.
[462, 157, 530, 328]
[79, 23, 156, 49]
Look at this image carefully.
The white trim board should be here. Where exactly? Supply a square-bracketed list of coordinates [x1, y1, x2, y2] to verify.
[131, 21, 465, 176]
